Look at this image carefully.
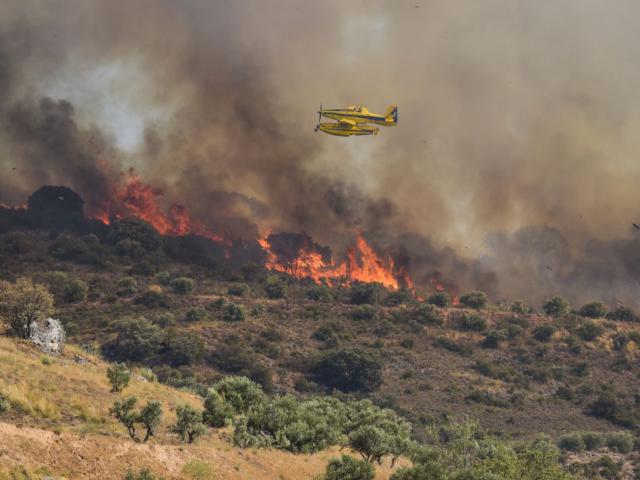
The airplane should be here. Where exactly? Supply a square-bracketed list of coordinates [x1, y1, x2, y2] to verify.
[314, 104, 397, 137]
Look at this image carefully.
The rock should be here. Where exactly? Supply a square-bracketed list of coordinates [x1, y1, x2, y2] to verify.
[29, 317, 65, 354]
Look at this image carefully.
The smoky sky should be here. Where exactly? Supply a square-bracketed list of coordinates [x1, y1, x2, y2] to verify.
[2, 0, 640, 306]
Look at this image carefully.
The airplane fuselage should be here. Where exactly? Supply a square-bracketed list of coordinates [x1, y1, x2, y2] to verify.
[321, 110, 396, 127]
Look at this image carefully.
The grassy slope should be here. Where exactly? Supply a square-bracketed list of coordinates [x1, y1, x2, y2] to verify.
[0, 337, 402, 479]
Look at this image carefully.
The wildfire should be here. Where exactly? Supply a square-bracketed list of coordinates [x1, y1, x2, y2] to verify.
[259, 232, 412, 290]
[93, 169, 227, 244]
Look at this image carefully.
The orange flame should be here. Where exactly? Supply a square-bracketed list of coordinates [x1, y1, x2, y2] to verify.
[260, 233, 412, 290]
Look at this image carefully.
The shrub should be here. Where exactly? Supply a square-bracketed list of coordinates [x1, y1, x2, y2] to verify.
[171, 405, 207, 443]
[48, 234, 88, 261]
[117, 277, 138, 297]
[542, 296, 570, 317]
[459, 291, 487, 309]
[427, 292, 452, 308]
[606, 306, 638, 322]
[454, 313, 487, 332]
[108, 318, 164, 363]
[242, 262, 262, 281]
[212, 376, 266, 414]
[123, 469, 160, 480]
[136, 286, 169, 309]
[0, 278, 54, 338]
[312, 348, 383, 392]
[263, 275, 286, 299]
[184, 308, 207, 322]
[0, 393, 9, 414]
[481, 330, 507, 349]
[202, 391, 234, 428]
[107, 363, 131, 392]
[138, 400, 162, 442]
[579, 302, 607, 318]
[324, 455, 374, 480]
[605, 431, 634, 453]
[62, 279, 88, 303]
[511, 300, 531, 314]
[581, 432, 605, 451]
[412, 303, 443, 326]
[155, 271, 171, 285]
[434, 337, 473, 356]
[227, 283, 248, 297]
[170, 277, 194, 295]
[165, 331, 205, 366]
[221, 302, 245, 322]
[390, 464, 447, 480]
[348, 282, 383, 305]
[351, 304, 377, 321]
[306, 285, 333, 302]
[611, 333, 629, 351]
[107, 217, 161, 253]
[557, 433, 586, 452]
[532, 325, 555, 342]
[577, 321, 605, 341]
[587, 392, 638, 428]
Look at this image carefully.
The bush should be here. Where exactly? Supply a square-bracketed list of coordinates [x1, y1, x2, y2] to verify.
[136, 286, 169, 309]
[227, 283, 248, 297]
[0, 278, 54, 338]
[557, 433, 586, 452]
[110, 396, 161, 443]
[606, 306, 638, 322]
[412, 303, 443, 326]
[427, 292, 452, 308]
[123, 469, 160, 480]
[107, 363, 131, 392]
[605, 431, 634, 453]
[263, 275, 286, 299]
[242, 262, 262, 282]
[306, 285, 333, 302]
[171, 405, 207, 443]
[481, 330, 507, 349]
[202, 390, 234, 428]
[324, 455, 374, 480]
[212, 376, 266, 414]
[117, 277, 138, 297]
[48, 234, 88, 261]
[532, 325, 555, 342]
[542, 296, 570, 317]
[454, 313, 487, 332]
[511, 300, 531, 314]
[579, 302, 607, 318]
[587, 392, 638, 428]
[581, 432, 605, 451]
[459, 291, 487, 309]
[348, 282, 383, 305]
[184, 308, 207, 322]
[434, 337, 473, 356]
[165, 331, 205, 366]
[155, 271, 171, 285]
[0, 393, 9, 414]
[577, 321, 605, 341]
[62, 279, 88, 303]
[107, 217, 161, 253]
[351, 304, 377, 321]
[170, 277, 194, 295]
[108, 318, 164, 363]
[390, 464, 447, 480]
[221, 302, 245, 322]
[312, 348, 383, 392]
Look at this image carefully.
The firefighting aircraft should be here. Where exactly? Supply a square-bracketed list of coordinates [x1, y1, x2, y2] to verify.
[314, 104, 398, 137]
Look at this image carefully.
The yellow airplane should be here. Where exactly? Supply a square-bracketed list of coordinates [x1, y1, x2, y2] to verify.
[314, 104, 398, 137]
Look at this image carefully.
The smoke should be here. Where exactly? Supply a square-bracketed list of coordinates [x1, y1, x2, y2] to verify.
[2, 0, 640, 306]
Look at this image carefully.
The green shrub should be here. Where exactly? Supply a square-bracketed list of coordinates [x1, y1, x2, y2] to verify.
[263, 275, 286, 299]
[312, 348, 383, 392]
[181, 460, 216, 480]
[324, 455, 374, 480]
[510, 300, 531, 314]
[579, 302, 607, 318]
[221, 302, 245, 322]
[390, 464, 447, 480]
[459, 291, 487, 309]
[241, 262, 262, 282]
[165, 331, 205, 366]
[532, 325, 555, 342]
[412, 303, 443, 326]
[577, 321, 605, 341]
[184, 308, 207, 322]
[351, 304, 378, 321]
[606, 306, 638, 322]
[107, 217, 161, 253]
[170, 277, 194, 295]
[202, 391, 234, 428]
[0, 393, 9, 414]
[62, 278, 88, 303]
[108, 317, 164, 363]
[587, 392, 638, 428]
[581, 432, 605, 451]
[171, 405, 207, 443]
[481, 330, 507, 349]
[107, 363, 131, 392]
[453, 313, 487, 332]
[117, 277, 138, 297]
[427, 292, 452, 308]
[123, 469, 161, 480]
[155, 271, 171, 285]
[227, 283, 248, 297]
[212, 376, 266, 414]
[135, 287, 169, 309]
[434, 337, 473, 356]
[48, 234, 88, 261]
[611, 332, 629, 351]
[542, 296, 570, 317]
[557, 432, 586, 452]
[605, 431, 634, 453]
[306, 285, 333, 302]
[348, 282, 383, 305]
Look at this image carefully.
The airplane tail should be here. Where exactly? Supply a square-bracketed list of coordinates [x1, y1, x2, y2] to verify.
[384, 105, 398, 124]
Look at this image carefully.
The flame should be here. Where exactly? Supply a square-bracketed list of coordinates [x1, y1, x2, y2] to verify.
[260, 232, 412, 290]
[93, 169, 227, 244]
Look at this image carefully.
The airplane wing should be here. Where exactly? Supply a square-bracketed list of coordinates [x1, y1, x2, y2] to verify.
[338, 118, 357, 127]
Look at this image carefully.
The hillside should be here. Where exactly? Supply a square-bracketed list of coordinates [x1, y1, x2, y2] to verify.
[0, 337, 401, 479]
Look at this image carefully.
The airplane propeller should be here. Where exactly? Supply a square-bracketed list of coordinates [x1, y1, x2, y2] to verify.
[315, 103, 322, 132]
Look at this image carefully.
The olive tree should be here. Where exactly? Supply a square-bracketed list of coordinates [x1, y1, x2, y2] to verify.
[0, 278, 54, 338]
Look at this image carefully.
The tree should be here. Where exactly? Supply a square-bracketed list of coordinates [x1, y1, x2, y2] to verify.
[349, 425, 390, 463]
[111, 396, 139, 441]
[138, 400, 163, 442]
[427, 292, 452, 308]
[459, 291, 487, 310]
[202, 390, 234, 428]
[542, 296, 569, 317]
[63, 279, 88, 303]
[348, 282, 383, 305]
[324, 455, 374, 480]
[578, 301, 607, 318]
[312, 348, 383, 392]
[390, 464, 447, 480]
[108, 317, 164, 363]
[172, 405, 207, 443]
[107, 363, 131, 392]
[606, 306, 638, 322]
[212, 376, 265, 413]
[0, 278, 54, 338]
[164, 330, 205, 366]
